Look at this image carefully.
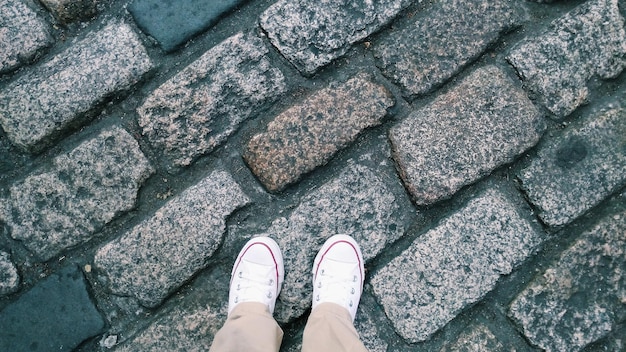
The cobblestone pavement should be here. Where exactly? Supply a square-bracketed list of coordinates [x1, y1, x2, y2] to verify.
[1, 0, 625, 351]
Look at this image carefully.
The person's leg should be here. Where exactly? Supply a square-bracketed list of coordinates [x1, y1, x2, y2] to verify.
[209, 237, 285, 352]
[302, 235, 368, 352]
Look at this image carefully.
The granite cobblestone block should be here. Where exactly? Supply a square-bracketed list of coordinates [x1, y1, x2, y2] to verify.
[113, 267, 231, 351]
[518, 104, 626, 227]
[0, 126, 154, 261]
[509, 210, 626, 352]
[0, 250, 19, 296]
[441, 324, 510, 352]
[138, 31, 285, 169]
[244, 73, 394, 192]
[0, 265, 105, 351]
[260, 0, 413, 75]
[374, 0, 522, 98]
[0, 22, 153, 152]
[390, 65, 545, 206]
[115, 304, 222, 351]
[371, 188, 543, 343]
[94, 170, 251, 308]
[507, 0, 626, 118]
[129, 0, 247, 52]
[0, 0, 53, 74]
[267, 163, 406, 322]
[39, 0, 97, 23]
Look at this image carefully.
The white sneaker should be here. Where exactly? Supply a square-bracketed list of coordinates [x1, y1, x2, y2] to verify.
[228, 237, 284, 315]
[312, 235, 365, 322]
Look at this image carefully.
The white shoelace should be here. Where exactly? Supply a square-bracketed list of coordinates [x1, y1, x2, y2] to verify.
[315, 266, 360, 308]
[233, 261, 277, 305]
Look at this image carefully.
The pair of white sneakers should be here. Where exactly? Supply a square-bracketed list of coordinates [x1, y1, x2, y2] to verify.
[228, 235, 365, 322]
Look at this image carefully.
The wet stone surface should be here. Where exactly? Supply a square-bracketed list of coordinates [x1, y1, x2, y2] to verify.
[39, 0, 97, 23]
[0, 0, 53, 74]
[0, 265, 104, 352]
[0, 0, 625, 350]
[260, 0, 413, 75]
[129, 0, 248, 52]
[371, 187, 543, 343]
[374, 0, 523, 98]
[509, 209, 626, 352]
[113, 266, 230, 351]
[0, 22, 153, 152]
[441, 323, 510, 352]
[244, 73, 394, 192]
[390, 65, 545, 206]
[0, 126, 154, 261]
[0, 251, 19, 296]
[138, 31, 286, 169]
[94, 170, 250, 308]
[507, 0, 626, 118]
[518, 104, 626, 227]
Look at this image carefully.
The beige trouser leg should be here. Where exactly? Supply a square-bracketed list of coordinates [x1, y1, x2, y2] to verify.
[302, 303, 368, 352]
[209, 302, 283, 352]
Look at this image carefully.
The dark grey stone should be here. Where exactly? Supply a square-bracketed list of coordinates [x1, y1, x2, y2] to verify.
[390, 65, 545, 206]
[129, 0, 247, 52]
[244, 73, 394, 192]
[0, 22, 153, 152]
[0, 250, 19, 296]
[0, 126, 154, 261]
[260, 0, 412, 75]
[0, 0, 53, 73]
[113, 265, 231, 351]
[115, 303, 223, 351]
[94, 170, 250, 308]
[0, 265, 105, 352]
[441, 324, 508, 352]
[518, 104, 626, 227]
[371, 187, 543, 343]
[509, 210, 626, 352]
[507, 0, 626, 118]
[138, 31, 286, 169]
[375, 0, 523, 98]
[267, 163, 406, 323]
[39, 0, 97, 23]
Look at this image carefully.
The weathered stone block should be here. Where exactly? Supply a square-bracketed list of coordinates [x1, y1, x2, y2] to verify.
[509, 210, 626, 352]
[0, 250, 19, 296]
[0, 0, 53, 73]
[371, 188, 543, 343]
[113, 267, 231, 351]
[441, 324, 511, 352]
[115, 304, 222, 351]
[507, 0, 626, 117]
[138, 31, 285, 169]
[129, 0, 247, 52]
[39, 0, 97, 23]
[244, 73, 394, 192]
[0, 22, 153, 152]
[267, 163, 406, 322]
[375, 0, 522, 98]
[0, 265, 105, 351]
[94, 170, 250, 308]
[260, 0, 412, 75]
[390, 65, 545, 206]
[0, 126, 154, 261]
[519, 105, 626, 227]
